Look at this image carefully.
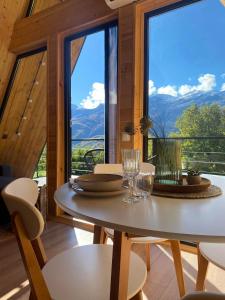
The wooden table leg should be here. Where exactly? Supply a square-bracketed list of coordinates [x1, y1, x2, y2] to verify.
[196, 244, 208, 291]
[170, 240, 185, 298]
[93, 225, 105, 244]
[110, 230, 131, 300]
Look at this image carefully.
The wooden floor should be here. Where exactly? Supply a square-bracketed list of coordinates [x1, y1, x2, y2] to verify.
[1, 221, 225, 300]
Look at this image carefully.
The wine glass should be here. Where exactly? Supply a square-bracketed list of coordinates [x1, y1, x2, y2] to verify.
[135, 172, 154, 200]
[122, 149, 140, 203]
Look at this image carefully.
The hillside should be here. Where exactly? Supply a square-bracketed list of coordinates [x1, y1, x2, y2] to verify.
[149, 90, 225, 135]
[71, 90, 225, 140]
[71, 104, 104, 139]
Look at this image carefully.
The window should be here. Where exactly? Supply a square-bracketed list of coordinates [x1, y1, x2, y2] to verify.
[144, 0, 225, 175]
[0, 48, 47, 179]
[64, 23, 118, 179]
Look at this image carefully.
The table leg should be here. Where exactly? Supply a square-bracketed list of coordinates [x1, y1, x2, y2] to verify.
[93, 225, 105, 244]
[170, 240, 185, 297]
[110, 230, 131, 300]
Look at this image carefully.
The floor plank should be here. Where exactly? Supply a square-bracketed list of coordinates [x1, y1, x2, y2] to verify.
[0, 222, 225, 300]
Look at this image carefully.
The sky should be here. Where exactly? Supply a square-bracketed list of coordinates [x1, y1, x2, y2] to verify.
[71, 31, 104, 108]
[71, 0, 225, 108]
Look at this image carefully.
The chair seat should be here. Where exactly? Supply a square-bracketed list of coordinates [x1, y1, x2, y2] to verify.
[199, 242, 225, 270]
[105, 228, 167, 244]
[182, 292, 225, 299]
[42, 244, 147, 300]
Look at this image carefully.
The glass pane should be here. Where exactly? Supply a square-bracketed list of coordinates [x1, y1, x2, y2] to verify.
[70, 31, 106, 176]
[146, 0, 225, 175]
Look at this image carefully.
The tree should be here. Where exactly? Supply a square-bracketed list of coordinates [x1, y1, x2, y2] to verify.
[174, 104, 225, 138]
[171, 103, 225, 174]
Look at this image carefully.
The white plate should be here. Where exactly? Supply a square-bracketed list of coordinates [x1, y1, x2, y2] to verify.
[73, 186, 128, 198]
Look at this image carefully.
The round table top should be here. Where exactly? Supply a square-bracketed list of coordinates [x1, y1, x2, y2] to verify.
[54, 175, 225, 243]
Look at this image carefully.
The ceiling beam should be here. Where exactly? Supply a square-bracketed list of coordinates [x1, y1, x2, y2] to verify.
[9, 0, 118, 55]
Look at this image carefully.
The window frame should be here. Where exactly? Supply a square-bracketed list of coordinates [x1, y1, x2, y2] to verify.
[64, 21, 118, 180]
[143, 0, 203, 162]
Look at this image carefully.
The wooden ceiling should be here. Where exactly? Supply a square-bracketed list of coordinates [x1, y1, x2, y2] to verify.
[0, 0, 83, 177]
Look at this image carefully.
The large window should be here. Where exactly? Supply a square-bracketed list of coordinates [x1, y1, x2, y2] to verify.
[144, 0, 225, 175]
[65, 23, 118, 178]
[0, 48, 47, 180]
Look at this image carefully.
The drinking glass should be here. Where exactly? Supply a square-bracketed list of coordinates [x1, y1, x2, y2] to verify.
[122, 149, 140, 203]
[135, 172, 154, 200]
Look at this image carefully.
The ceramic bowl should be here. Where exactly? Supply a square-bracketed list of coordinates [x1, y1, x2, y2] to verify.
[76, 174, 123, 192]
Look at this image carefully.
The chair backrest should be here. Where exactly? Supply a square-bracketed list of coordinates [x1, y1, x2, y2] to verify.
[140, 162, 155, 174]
[94, 162, 155, 174]
[2, 178, 50, 299]
[94, 163, 123, 174]
[2, 178, 44, 240]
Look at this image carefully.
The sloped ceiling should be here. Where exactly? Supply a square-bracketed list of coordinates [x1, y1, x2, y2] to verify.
[0, 0, 28, 107]
[0, 0, 84, 178]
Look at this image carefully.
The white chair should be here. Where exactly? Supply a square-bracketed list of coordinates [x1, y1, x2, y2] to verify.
[2, 178, 147, 300]
[196, 242, 225, 291]
[94, 163, 185, 297]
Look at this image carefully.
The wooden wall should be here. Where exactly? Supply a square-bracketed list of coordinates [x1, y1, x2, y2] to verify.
[0, 0, 183, 218]
[0, 1, 28, 107]
[0, 0, 73, 177]
[0, 51, 47, 177]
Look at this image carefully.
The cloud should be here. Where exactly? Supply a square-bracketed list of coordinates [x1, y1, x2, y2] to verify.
[158, 85, 178, 97]
[221, 83, 225, 92]
[178, 73, 216, 96]
[148, 80, 156, 95]
[197, 73, 216, 92]
[80, 82, 105, 109]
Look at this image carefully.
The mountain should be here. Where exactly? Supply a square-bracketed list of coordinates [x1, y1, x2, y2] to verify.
[71, 104, 104, 139]
[149, 90, 225, 135]
[71, 90, 225, 140]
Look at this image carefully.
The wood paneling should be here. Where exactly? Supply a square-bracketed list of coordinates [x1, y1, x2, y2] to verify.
[0, 0, 27, 107]
[47, 34, 64, 216]
[0, 51, 47, 177]
[0, 1, 84, 179]
[117, 4, 143, 158]
[9, 0, 118, 54]
[32, 0, 66, 14]
[136, 0, 183, 14]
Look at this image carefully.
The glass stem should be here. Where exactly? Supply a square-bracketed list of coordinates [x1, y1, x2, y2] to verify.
[128, 177, 134, 197]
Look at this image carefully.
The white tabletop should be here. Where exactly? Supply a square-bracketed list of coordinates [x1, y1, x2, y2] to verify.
[54, 175, 225, 243]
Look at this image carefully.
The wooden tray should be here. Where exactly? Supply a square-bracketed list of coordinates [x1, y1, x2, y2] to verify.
[152, 185, 222, 199]
[153, 176, 211, 193]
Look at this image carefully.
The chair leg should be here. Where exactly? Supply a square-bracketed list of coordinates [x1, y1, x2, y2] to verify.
[103, 231, 108, 244]
[131, 290, 143, 300]
[170, 240, 185, 298]
[145, 243, 151, 271]
[29, 290, 35, 300]
[196, 245, 209, 291]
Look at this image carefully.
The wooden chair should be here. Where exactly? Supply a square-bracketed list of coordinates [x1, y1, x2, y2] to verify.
[182, 292, 225, 299]
[196, 242, 225, 291]
[94, 163, 186, 298]
[2, 178, 147, 300]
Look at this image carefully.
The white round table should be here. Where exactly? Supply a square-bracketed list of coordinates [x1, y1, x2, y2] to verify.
[54, 174, 225, 299]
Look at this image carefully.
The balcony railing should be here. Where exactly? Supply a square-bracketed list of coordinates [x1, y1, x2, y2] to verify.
[71, 138, 105, 175]
[147, 136, 225, 175]
[34, 136, 225, 179]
